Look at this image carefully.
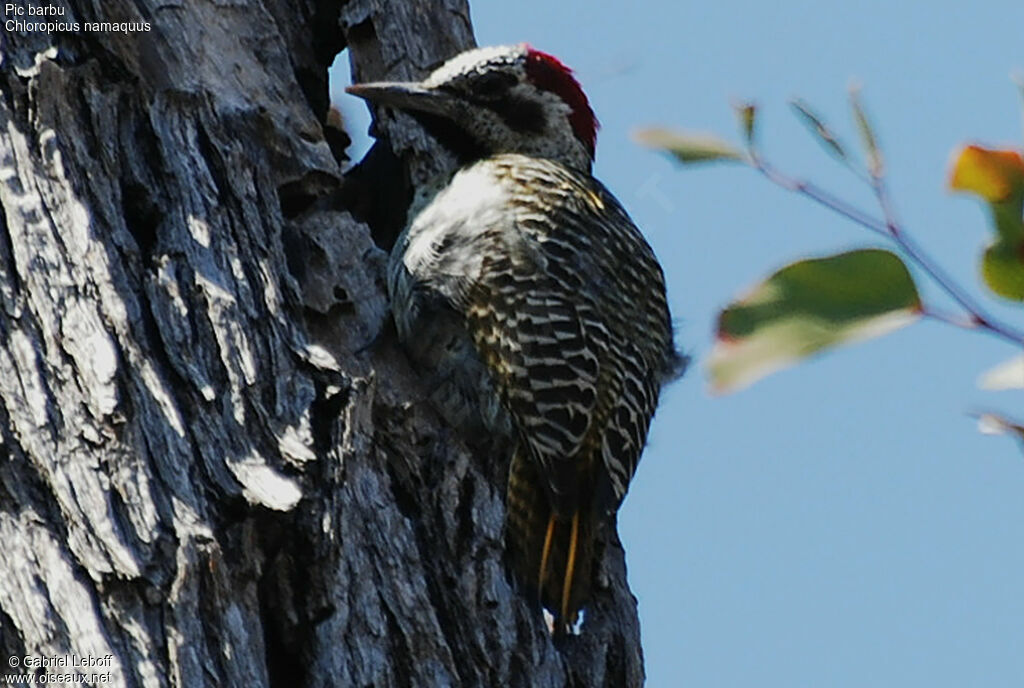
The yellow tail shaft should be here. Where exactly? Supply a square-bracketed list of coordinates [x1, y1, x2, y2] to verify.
[506, 449, 595, 632]
[559, 510, 581, 626]
[538, 514, 557, 592]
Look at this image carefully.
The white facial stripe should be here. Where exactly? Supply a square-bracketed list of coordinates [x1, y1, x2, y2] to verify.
[424, 44, 527, 87]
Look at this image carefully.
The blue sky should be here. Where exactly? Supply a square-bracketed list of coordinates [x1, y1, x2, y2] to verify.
[333, 2, 1024, 685]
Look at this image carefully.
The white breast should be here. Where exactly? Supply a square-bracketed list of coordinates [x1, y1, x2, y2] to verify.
[400, 162, 511, 280]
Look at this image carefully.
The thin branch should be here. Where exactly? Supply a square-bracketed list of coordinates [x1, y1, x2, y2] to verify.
[921, 307, 982, 331]
[870, 175, 1023, 342]
[751, 155, 890, 239]
[749, 153, 1024, 347]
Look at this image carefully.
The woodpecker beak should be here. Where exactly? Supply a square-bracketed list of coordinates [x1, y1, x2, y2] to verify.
[345, 82, 457, 118]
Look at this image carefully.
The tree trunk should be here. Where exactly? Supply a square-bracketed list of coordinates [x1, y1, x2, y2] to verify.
[0, 1, 644, 686]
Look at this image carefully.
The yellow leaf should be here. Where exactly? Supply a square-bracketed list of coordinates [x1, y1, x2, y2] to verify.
[949, 144, 1024, 202]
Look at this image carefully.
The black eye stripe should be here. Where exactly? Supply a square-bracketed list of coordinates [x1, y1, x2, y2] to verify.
[489, 95, 546, 135]
[473, 71, 518, 97]
[450, 77, 545, 136]
[458, 91, 546, 135]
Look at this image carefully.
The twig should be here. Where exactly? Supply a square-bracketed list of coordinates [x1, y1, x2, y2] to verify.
[748, 153, 1024, 347]
[752, 156, 890, 239]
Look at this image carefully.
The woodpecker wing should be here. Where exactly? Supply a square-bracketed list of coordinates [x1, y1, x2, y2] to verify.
[456, 155, 674, 510]
[465, 241, 601, 507]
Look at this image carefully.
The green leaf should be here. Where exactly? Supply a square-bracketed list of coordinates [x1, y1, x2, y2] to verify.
[949, 144, 1024, 299]
[981, 242, 1024, 300]
[990, 200, 1024, 245]
[633, 128, 745, 164]
[790, 99, 848, 162]
[849, 85, 883, 177]
[709, 249, 922, 393]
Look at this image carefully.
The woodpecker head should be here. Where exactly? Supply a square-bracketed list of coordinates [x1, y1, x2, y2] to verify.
[347, 44, 599, 172]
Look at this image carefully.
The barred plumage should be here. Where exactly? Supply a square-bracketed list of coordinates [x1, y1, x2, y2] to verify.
[349, 44, 683, 632]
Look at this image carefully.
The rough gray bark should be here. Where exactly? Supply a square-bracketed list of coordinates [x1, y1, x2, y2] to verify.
[0, 1, 644, 686]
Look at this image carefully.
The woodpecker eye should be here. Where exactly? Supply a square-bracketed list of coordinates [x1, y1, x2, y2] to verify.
[473, 71, 518, 99]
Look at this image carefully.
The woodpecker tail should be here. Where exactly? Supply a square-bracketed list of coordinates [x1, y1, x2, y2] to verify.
[506, 448, 595, 633]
